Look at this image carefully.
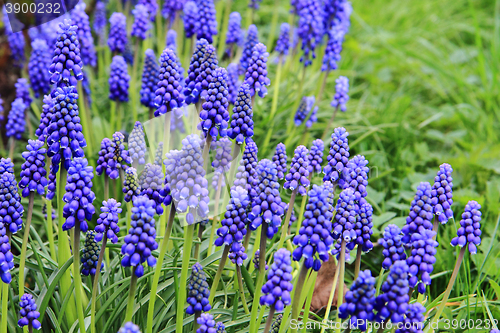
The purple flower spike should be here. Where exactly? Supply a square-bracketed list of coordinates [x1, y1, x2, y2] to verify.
[6, 98, 26, 140]
[260, 248, 294, 311]
[401, 182, 433, 245]
[226, 12, 242, 57]
[93, 1, 107, 40]
[305, 105, 318, 128]
[139, 163, 165, 215]
[253, 249, 268, 271]
[19, 140, 48, 197]
[407, 229, 438, 294]
[139, 0, 158, 21]
[140, 49, 160, 109]
[275, 23, 290, 60]
[193, 45, 219, 101]
[284, 145, 310, 196]
[128, 122, 147, 165]
[166, 30, 185, 86]
[62, 158, 96, 233]
[96, 138, 118, 179]
[323, 127, 349, 182]
[81, 230, 103, 276]
[49, 19, 84, 86]
[379, 224, 406, 270]
[162, 0, 185, 26]
[0, 158, 14, 175]
[431, 163, 454, 224]
[395, 303, 425, 333]
[121, 195, 158, 277]
[108, 13, 128, 54]
[0, 224, 14, 283]
[196, 313, 216, 333]
[2, 10, 25, 67]
[199, 67, 230, 139]
[226, 63, 240, 104]
[109, 56, 130, 102]
[154, 48, 185, 116]
[307, 139, 324, 174]
[294, 96, 316, 126]
[131, 4, 151, 40]
[183, 1, 198, 39]
[35, 95, 54, 142]
[29, 39, 51, 98]
[354, 202, 374, 253]
[195, 0, 217, 43]
[228, 83, 254, 144]
[183, 39, 209, 105]
[95, 198, 122, 244]
[374, 260, 410, 324]
[297, 0, 324, 66]
[338, 270, 376, 331]
[292, 185, 334, 271]
[331, 76, 349, 112]
[123, 168, 141, 203]
[15, 78, 32, 109]
[187, 263, 211, 314]
[71, 2, 97, 67]
[272, 143, 287, 180]
[0, 172, 24, 234]
[239, 25, 259, 74]
[18, 294, 41, 330]
[119, 322, 141, 333]
[322, 26, 344, 72]
[233, 138, 259, 201]
[451, 201, 482, 254]
[341, 155, 369, 201]
[333, 188, 358, 243]
[244, 43, 271, 98]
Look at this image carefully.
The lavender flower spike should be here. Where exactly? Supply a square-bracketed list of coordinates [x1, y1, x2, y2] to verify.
[131, 4, 151, 40]
[451, 201, 482, 254]
[379, 224, 406, 270]
[284, 145, 310, 196]
[401, 182, 434, 245]
[19, 140, 48, 197]
[272, 143, 287, 180]
[354, 202, 374, 253]
[407, 229, 438, 294]
[333, 188, 358, 244]
[323, 127, 349, 182]
[109, 56, 130, 102]
[95, 199, 122, 244]
[6, 98, 26, 140]
[297, 0, 324, 66]
[431, 163, 454, 224]
[331, 76, 349, 112]
[260, 248, 293, 311]
[341, 155, 369, 201]
[244, 43, 271, 98]
[199, 67, 230, 139]
[154, 48, 185, 116]
[108, 13, 128, 54]
[183, 38, 209, 105]
[227, 83, 253, 144]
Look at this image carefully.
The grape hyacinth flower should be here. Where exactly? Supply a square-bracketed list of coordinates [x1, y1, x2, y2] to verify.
[323, 127, 349, 182]
[81, 230, 102, 276]
[275, 23, 290, 61]
[0, 158, 14, 175]
[19, 140, 48, 197]
[71, 2, 97, 67]
[401, 182, 434, 245]
[322, 27, 344, 72]
[395, 303, 425, 333]
[353, 202, 374, 253]
[62, 158, 96, 232]
[165, 30, 185, 84]
[227, 83, 254, 144]
[294, 96, 315, 126]
[154, 142, 164, 166]
[379, 224, 406, 270]
[307, 139, 324, 174]
[260, 248, 293, 311]
[244, 43, 271, 98]
[95, 199, 122, 244]
[331, 76, 349, 112]
[196, 313, 216, 333]
[2, 11, 25, 67]
[332, 188, 358, 245]
[192, 45, 219, 102]
[374, 260, 410, 324]
[284, 145, 310, 196]
[407, 229, 438, 294]
[338, 270, 376, 331]
[253, 249, 268, 270]
[109, 55, 130, 102]
[226, 12, 242, 56]
[239, 25, 259, 74]
[186, 262, 211, 314]
[121, 195, 158, 277]
[431, 163, 454, 224]
[140, 49, 160, 109]
[108, 13, 128, 54]
[6, 98, 26, 140]
[119, 322, 142, 333]
[233, 138, 259, 199]
[162, 0, 184, 25]
[131, 4, 151, 40]
[211, 138, 232, 187]
[297, 0, 324, 66]
[18, 294, 41, 330]
[139, 0, 158, 20]
[199, 67, 230, 139]
[226, 63, 240, 105]
[292, 185, 334, 271]
[184, 38, 209, 104]
[28, 39, 51, 98]
[123, 168, 141, 202]
[49, 19, 84, 86]
[305, 105, 318, 128]
[195, 0, 217, 43]
[154, 48, 185, 116]
[128, 122, 147, 166]
[0, 172, 24, 234]
[451, 201, 482, 254]
[35, 95, 53, 142]
[112, 132, 132, 171]
[216, 322, 226, 333]
[96, 138, 119, 179]
[341, 155, 369, 201]
[93, 1, 107, 41]
[0, 222, 14, 283]
[139, 164, 165, 215]
[183, 1, 198, 39]
[270, 315, 283, 333]
[272, 143, 287, 180]
[15, 78, 32, 107]
[123, 41, 134, 64]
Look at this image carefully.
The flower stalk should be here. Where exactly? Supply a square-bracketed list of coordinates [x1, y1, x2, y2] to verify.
[176, 223, 195, 333]
[18, 192, 34, 298]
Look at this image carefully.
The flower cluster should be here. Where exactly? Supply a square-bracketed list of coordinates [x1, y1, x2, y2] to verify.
[239, 25, 259, 74]
[196, 313, 216, 333]
[233, 138, 258, 197]
[244, 43, 271, 98]
[81, 230, 102, 276]
[0, 224, 14, 283]
[187, 262, 211, 314]
[331, 76, 349, 112]
[272, 143, 287, 180]
[249, 0, 262, 9]
[0, 172, 24, 234]
[35, 95, 53, 142]
[108, 13, 128, 53]
[253, 249, 268, 270]
[95, 199, 122, 244]
[451, 201, 482, 254]
[227, 63, 240, 104]
[96, 138, 118, 178]
[199, 67, 230, 138]
[275, 23, 290, 60]
[19, 140, 48, 197]
[407, 229, 438, 294]
[162, 0, 184, 25]
[139, 164, 165, 215]
[0, 158, 14, 175]
[195, 45, 219, 101]
[119, 322, 141, 333]
[111, 132, 132, 171]
[323, 127, 350, 182]
[305, 105, 318, 128]
[3, 13, 25, 67]
[227, 83, 254, 144]
[294, 96, 316, 126]
[260, 248, 293, 311]
[183, 1, 198, 39]
[128, 122, 147, 166]
[395, 303, 425, 333]
[401, 182, 434, 245]
[308, 139, 324, 174]
[284, 145, 310, 196]
[28, 39, 51, 97]
[183, 39, 209, 104]
[123, 168, 141, 203]
[139, 0, 158, 21]
[226, 12, 242, 56]
[195, 0, 217, 43]
[341, 155, 369, 201]
[132, 4, 151, 40]
[6, 98, 26, 140]
[322, 27, 344, 72]
[354, 202, 374, 253]
[165, 30, 185, 85]
[109, 55, 130, 102]
[93, 1, 107, 40]
[333, 188, 358, 243]
[71, 2, 97, 67]
[379, 224, 406, 270]
[18, 294, 42, 330]
[431, 163, 453, 224]
[211, 138, 232, 186]
[297, 0, 324, 66]
[15, 78, 32, 107]
[140, 49, 160, 109]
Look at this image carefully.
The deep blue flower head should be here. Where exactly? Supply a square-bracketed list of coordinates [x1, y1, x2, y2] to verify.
[95, 198, 122, 244]
[0, 158, 14, 175]
[294, 96, 315, 126]
[165, 134, 209, 224]
[324, 0, 352, 33]
[451, 201, 482, 254]
[199, 67, 230, 139]
[184, 39, 209, 104]
[6, 98, 26, 140]
[374, 260, 410, 324]
[431, 163, 453, 224]
[401, 182, 433, 245]
[322, 26, 344, 72]
[253, 249, 268, 270]
[244, 43, 271, 98]
[187, 262, 211, 314]
[109, 55, 130, 102]
[132, 4, 151, 40]
[407, 229, 438, 294]
[193, 45, 219, 102]
[128, 122, 147, 165]
[379, 224, 406, 270]
[341, 155, 369, 200]
[123, 40, 135, 64]
[284, 145, 310, 196]
[93, 1, 107, 38]
[272, 143, 287, 180]
[297, 0, 324, 66]
[119, 322, 141, 333]
[19, 140, 48, 197]
[292, 185, 334, 271]
[249, 0, 262, 9]
[0, 223, 14, 283]
[139, 164, 165, 215]
[108, 12, 127, 53]
[3, 11, 25, 67]
[140, 49, 160, 109]
[183, 1, 199, 38]
[353, 202, 373, 253]
[305, 105, 318, 128]
[162, 0, 185, 25]
[18, 294, 41, 329]
[15, 78, 32, 108]
[139, 0, 158, 21]
[260, 248, 294, 311]
[307, 139, 324, 174]
[226, 12, 242, 55]
[233, 138, 259, 200]
[62, 158, 96, 232]
[29, 39, 51, 98]
[275, 23, 290, 60]
[71, 2, 97, 67]
[216, 322, 226, 333]
[81, 230, 102, 276]
[35, 95, 54, 142]
[123, 168, 141, 203]
[338, 270, 376, 331]
[0, 172, 24, 234]
[96, 138, 118, 179]
[239, 25, 259, 74]
[226, 63, 240, 105]
[112, 132, 132, 170]
[331, 76, 349, 112]
[333, 188, 358, 243]
[395, 303, 425, 333]
[196, 313, 216, 333]
[228, 83, 254, 144]
[49, 19, 84, 86]
[195, 0, 217, 43]
[270, 315, 283, 333]
[121, 195, 158, 277]
[154, 48, 185, 116]
[248, 159, 285, 238]
[323, 127, 349, 182]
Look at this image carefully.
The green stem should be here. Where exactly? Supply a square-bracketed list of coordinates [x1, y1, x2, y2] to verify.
[263, 306, 276, 333]
[44, 196, 56, 261]
[266, 0, 281, 48]
[90, 234, 108, 333]
[269, 58, 283, 122]
[194, 224, 204, 260]
[319, 258, 340, 333]
[300, 271, 318, 333]
[125, 274, 138, 323]
[9, 137, 15, 160]
[176, 224, 195, 333]
[335, 240, 347, 333]
[236, 266, 250, 314]
[277, 190, 297, 250]
[18, 193, 34, 298]
[249, 223, 268, 333]
[104, 176, 109, 201]
[290, 263, 309, 333]
[109, 101, 116, 138]
[207, 176, 223, 256]
[321, 106, 339, 142]
[1, 275, 8, 332]
[354, 246, 362, 280]
[73, 224, 86, 333]
[77, 81, 93, 155]
[208, 245, 229, 304]
[295, 173, 313, 233]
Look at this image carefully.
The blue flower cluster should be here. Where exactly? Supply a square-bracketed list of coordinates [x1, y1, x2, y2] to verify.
[195, 45, 219, 101]
[333, 188, 357, 243]
[244, 43, 271, 98]
[15, 78, 32, 107]
[227, 83, 254, 144]
[183, 1, 198, 39]
[183, 40, 212, 104]
[331, 76, 349, 112]
[95, 199, 122, 244]
[123, 168, 141, 203]
[131, 4, 151, 40]
[28, 39, 51, 97]
[93, 1, 107, 42]
[109, 56, 130, 102]
[431, 163, 453, 224]
[240, 25, 259, 74]
[297, 0, 324, 66]
[81, 230, 102, 276]
[0, 222, 14, 283]
[341, 155, 369, 201]
[407, 229, 438, 294]
[308, 139, 324, 174]
[253, 249, 268, 271]
[323, 127, 350, 182]
[96, 138, 118, 178]
[199, 67, 230, 138]
[272, 143, 287, 180]
[451, 201, 482, 254]
[6, 98, 26, 140]
[233, 138, 259, 198]
[395, 303, 425, 333]
[108, 13, 128, 54]
[211, 138, 232, 186]
[379, 224, 406, 270]
[119, 322, 141, 333]
[71, 2, 97, 67]
[3, 11, 25, 67]
[140, 49, 160, 109]
[322, 27, 344, 72]
[275, 23, 290, 60]
[195, 0, 217, 43]
[284, 145, 310, 196]
[401, 182, 433, 245]
[162, 0, 184, 25]
[18, 294, 41, 330]
[226, 12, 242, 56]
[353, 202, 374, 253]
[294, 96, 316, 126]
[226, 63, 240, 104]
[139, 0, 158, 21]
[111, 132, 132, 171]
[35, 95, 53, 142]
[196, 313, 216, 333]
[19, 140, 48, 197]
[0, 172, 24, 234]
[128, 122, 147, 166]
[260, 248, 294, 311]
[139, 164, 165, 215]
[0, 158, 14, 175]
[186, 262, 211, 314]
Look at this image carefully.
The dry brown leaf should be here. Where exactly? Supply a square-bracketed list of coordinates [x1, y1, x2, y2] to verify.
[310, 255, 347, 313]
